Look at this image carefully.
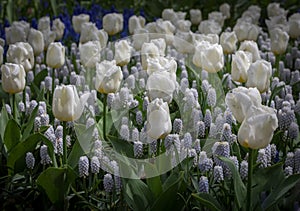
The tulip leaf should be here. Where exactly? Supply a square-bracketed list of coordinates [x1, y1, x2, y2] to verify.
[7, 133, 55, 175]
[0, 106, 9, 143]
[3, 119, 20, 153]
[21, 106, 38, 141]
[192, 193, 222, 211]
[262, 174, 300, 209]
[49, 0, 57, 17]
[37, 166, 76, 207]
[67, 138, 84, 169]
[268, 84, 285, 107]
[218, 156, 246, 209]
[33, 69, 48, 87]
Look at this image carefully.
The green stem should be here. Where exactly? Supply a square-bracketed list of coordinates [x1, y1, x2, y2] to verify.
[52, 68, 55, 94]
[103, 94, 107, 141]
[12, 94, 17, 120]
[274, 55, 281, 78]
[246, 149, 254, 211]
[226, 54, 231, 74]
[63, 121, 67, 166]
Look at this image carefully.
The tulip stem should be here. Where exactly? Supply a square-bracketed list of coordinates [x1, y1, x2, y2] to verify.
[63, 121, 67, 166]
[12, 94, 17, 120]
[103, 94, 107, 141]
[274, 55, 281, 78]
[52, 68, 55, 95]
[246, 148, 254, 211]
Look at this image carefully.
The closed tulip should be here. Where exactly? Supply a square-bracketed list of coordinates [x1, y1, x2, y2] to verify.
[219, 3, 231, 19]
[177, 20, 191, 32]
[128, 15, 145, 34]
[79, 22, 108, 47]
[198, 20, 222, 35]
[225, 87, 262, 123]
[95, 60, 123, 94]
[208, 11, 225, 27]
[52, 85, 89, 122]
[233, 21, 260, 41]
[231, 50, 252, 83]
[151, 38, 166, 57]
[238, 105, 278, 149]
[1, 63, 26, 94]
[52, 18, 65, 41]
[146, 98, 172, 140]
[141, 42, 160, 70]
[103, 13, 123, 35]
[220, 31, 238, 54]
[7, 42, 34, 72]
[189, 9, 202, 25]
[270, 28, 289, 55]
[28, 28, 44, 56]
[132, 29, 149, 50]
[79, 41, 101, 68]
[193, 33, 219, 44]
[246, 60, 272, 93]
[288, 13, 300, 38]
[146, 56, 177, 76]
[267, 3, 287, 18]
[46, 42, 65, 68]
[72, 14, 90, 34]
[5, 21, 29, 44]
[114, 40, 132, 66]
[239, 40, 261, 62]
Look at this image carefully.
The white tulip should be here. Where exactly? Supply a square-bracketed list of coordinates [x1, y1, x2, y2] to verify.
[38, 16, 51, 32]
[177, 20, 191, 32]
[198, 20, 222, 35]
[162, 9, 177, 23]
[0, 46, 3, 65]
[95, 60, 123, 94]
[146, 98, 172, 139]
[189, 9, 202, 25]
[132, 28, 149, 50]
[151, 38, 166, 56]
[155, 19, 176, 44]
[114, 40, 132, 66]
[241, 5, 261, 24]
[128, 15, 145, 34]
[5, 21, 29, 44]
[219, 3, 231, 19]
[28, 28, 44, 56]
[7, 42, 34, 72]
[267, 3, 288, 18]
[225, 87, 262, 123]
[52, 85, 89, 122]
[238, 105, 278, 149]
[1, 63, 26, 94]
[79, 22, 108, 46]
[239, 40, 261, 62]
[141, 42, 160, 70]
[208, 11, 225, 27]
[146, 56, 177, 76]
[266, 15, 289, 33]
[192, 33, 219, 44]
[43, 30, 56, 50]
[72, 14, 90, 34]
[46, 42, 65, 68]
[146, 71, 177, 103]
[52, 18, 65, 40]
[233, 21, 260, 41]
[79, 41, 101, 68]
[246, 60, 272, 93]
[173, 31, 195, 54]
[270, 28, 289, 55]
[220, 31, 238, 54]
[231, 50, 252, 83]
[193, 41, 224, 73]
[288, 13, 300, 38]
[103, 13, 123, 35]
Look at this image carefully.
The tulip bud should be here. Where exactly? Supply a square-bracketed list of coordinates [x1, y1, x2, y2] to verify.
[146, 98, 172, 139]
[231, 50, 252, 83]
[114, 40, 132, 66]
[141, 42, 160, 70]
[233, 21, 260, 41]
[288, 13, 300, 39]
[52, 85, 89, 122]
[1, 63, 26, 94]
[219, 3, 231, 19]
[270, 27, 289, 55]
[7, 42, 34, 72]
[220, 31, 238, 54]
[5, 21, 29, 44]
[52, 18, 65, 41]
[189, 9, 202, 25]
[79, 41, 101, 68]
[72, 14, 90, 34]
[95, 60, 123, 94]
[28, 28, 44, 56]
[198, 20, 222, 35]
[128, 15, 146, 34]
[246, 60, 272, 93]
[239, 40, 261, 62]
[103, 13, 123, 35]
[46, 42, 65, 68]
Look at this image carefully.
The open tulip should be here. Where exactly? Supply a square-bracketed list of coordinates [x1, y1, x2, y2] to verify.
[80, 23, 108, 47]
[219, 3, 231, 19]
[28, 28, 44, 56]
[193, 33, 219, 44]
[72, 14, 90, 34]
[103, 13, 123, 35]
[95, 60, 123, 94]
[246, 60, 272, 93]
[231, 50, 252, 83]
[270, 27, 289, 55]
[265, 15, 289, 33]
[146, 56, 177, 76]
[225, 87, 262, 123]
[239, 40, 261, 62]
[5, 21, 29, 44]
[128, 15, 146, 34]
[233, 21, 260, 41]
[151, 38, 166, 56]
[141, 42, 160, 70]
[1, 63, 26, 94]
[79, 41, 101, 68]
[238, 105, 278, 149]
[267, 2, 287, 18]
[52, 18, 65, 41]
[146, 98, 172, 140]
[52, 85, 89, 122]
[132, 29, 149, 50]
[220, 31, 238, 54]
[198, 20, 222, 35]
[46, 42, 65, 68]
[7, 42, 34, 72]
[114, 40, 132, 66]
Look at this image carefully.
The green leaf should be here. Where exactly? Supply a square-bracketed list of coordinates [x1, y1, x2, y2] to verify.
[22, 106, 38, 141]
[123, 178, 154, 210]
[262, 174, 300, 209]
[192, 193, 222, 211]
[4, 119, 20, 153]
[7, 133, 55, 175]
[0, 105, 9, 142]
[67, 139, 84, 169]
[219, 156, 246, 209]
[268, 84, 285, 107]
[33, 69, 48, 87]
[49, 0, 57, 16]
[37, 166, 76, 206]
[146, 175, 163, 198]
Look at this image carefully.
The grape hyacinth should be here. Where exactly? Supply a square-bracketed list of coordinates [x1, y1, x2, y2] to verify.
[240, 160, 248, 180]
[103, 173, 114, 193]
[134, 141, 143, 158]
[90, 156, 100, 174]
[40, 145, 52, 165]
[26, 152, 35, 169]
[78, 156, 89, 178]
[213, 165, 224, 183]
[199, 176, 209, 193]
